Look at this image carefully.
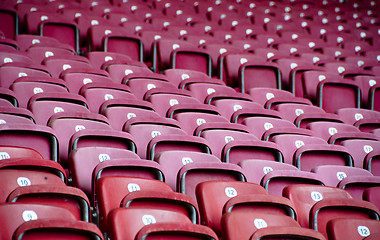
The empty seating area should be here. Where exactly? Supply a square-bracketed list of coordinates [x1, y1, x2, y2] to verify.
[1, 0, 380, 239]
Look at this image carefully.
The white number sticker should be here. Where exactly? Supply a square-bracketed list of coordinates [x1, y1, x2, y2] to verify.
[295, 140, 305, 148]
[22, 210, 38, 222]
[264, 122, 273, 130]
[295, 109, 304, 116]
[104, 94, 114, 101]
[207, 88, 215, 95]
[98, 153, 111, 162]
[311, 191, 323, 202]
[225, 136, 234, 143]
[225, 187, 237, 197]
[17, 177, 31, 187]
[357, 226, 370, 237]
[328, 127, 338, 136]
[233, 104, 242, 112]
[196, 118, 206, 126]
[127, 113, 136, 119]
[336, 172, 347, 181]
[128, 183, 140, 192]
[363, 145, 373, 154]
[142, 215, 156, 225]
[151, 131, 161, 138]
[263, 167, 273, 175]
[182, 157, 193, 165]
[75, 125, 86, 132]
[0, 152, 10, 160]
[169, 99, 179, 106]
[33, 87, 44, 94]
[54, 107, 64, 113]
[254, 219, 267, 229]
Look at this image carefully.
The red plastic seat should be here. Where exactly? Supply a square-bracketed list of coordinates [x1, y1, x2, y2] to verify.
[26, 45, 75, 64]
[338, 175, 380, 200]
[363, 186, 380, 211]
[42, 56, 92, 78]
[12, 219, 104, 240]
[178, 161, 246, 203]
[221, 212, 301, 240]
[154, 151, 221, 191]
[307, 122, 361, 142]
[7, 184, 91, 222]
[96, 177, 173, 231]
[327, 218, 380, 240]
[196, 180, 268, 235]
[108, 208, 194, 240]
[283, 184, 354, 228]
[135, 222, 218, 240]
[310, 198, 380, 239]
[0, 203, 78, 240]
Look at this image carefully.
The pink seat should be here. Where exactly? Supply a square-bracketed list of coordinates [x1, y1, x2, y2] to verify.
[206, 91, 262, 121]
[47, 111, 111, 167]
[311, 165, 373, 187]
[243, 117, 296, 140]
[42, 56, 92, 78]
[28, 92, 89, 125]
[80, 82, 136, 113]
[69, 146, 140, 197]
[338, 175, 380, 200]
[0, 88, 19, 107]
[61, 68, 112, 94]
[10, 76, 69, 108]
[365, 150, 380, 176]
[163, 68, 211, 88]
[369, 83, 380, 111]
[100, 99, 159, 131]
[144, 88, 201, 117]
[307, 122, 361, 142]
[26, 45, 75, 64]
[0, 62, 51, 89]
[262, 169, 324, 196]
[105, 63, 152, 84]
[122, 72, 176, 99]
[341, 139, 380, 168]
[222, 139, 284, 164]
[272, 134, 327, 165]
[154, 151, 221, 191]
[0, 106, 35, 124]
[108, 208, 194, 240]
[247, 88, 295, 106]
[293, 144, 354, 171]
[0, 123, 59, 161]
[123, 116, 186, 159]
[197, 122, 257, 159]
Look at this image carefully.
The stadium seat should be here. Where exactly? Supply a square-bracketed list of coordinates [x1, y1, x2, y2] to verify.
[12, 219, 104, 240]
[326, 218, 380, 240]
[196, 180, 267, 234]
